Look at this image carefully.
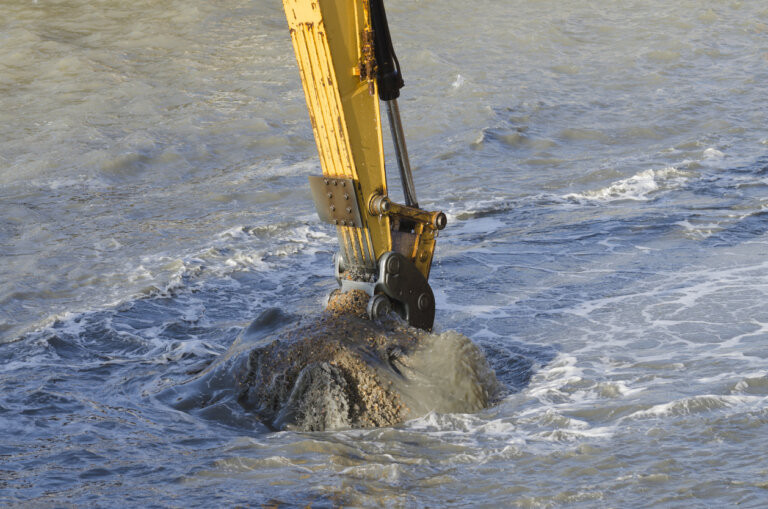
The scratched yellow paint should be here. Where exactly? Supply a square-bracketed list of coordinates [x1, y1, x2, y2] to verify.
[283, 0, 391, 268]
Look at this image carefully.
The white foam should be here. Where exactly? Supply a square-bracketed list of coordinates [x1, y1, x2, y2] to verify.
[404, 412, 524, 448]
[563, 167, 689, 203]
[16, 217, 333, 345]
[703, 147, 725, 160]
[534, 425, 615, 442]
[526, 353, 585, 403]
[625, 394, 766, 420]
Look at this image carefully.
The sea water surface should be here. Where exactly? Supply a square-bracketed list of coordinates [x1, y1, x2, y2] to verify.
[2, 0, 768, 506]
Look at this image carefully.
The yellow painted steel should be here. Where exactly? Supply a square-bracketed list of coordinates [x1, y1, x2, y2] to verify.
[283, 0, 391, 269]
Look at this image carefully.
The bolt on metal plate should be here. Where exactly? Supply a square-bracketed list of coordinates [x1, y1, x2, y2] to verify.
[308, 175, 364, 228]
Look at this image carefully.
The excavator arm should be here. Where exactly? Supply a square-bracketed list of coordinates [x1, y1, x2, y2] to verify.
[283, 0, 446, 330]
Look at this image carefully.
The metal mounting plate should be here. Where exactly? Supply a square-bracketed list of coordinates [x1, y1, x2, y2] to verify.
[308, 175, 364, 228]
[335, 250, 435, 331]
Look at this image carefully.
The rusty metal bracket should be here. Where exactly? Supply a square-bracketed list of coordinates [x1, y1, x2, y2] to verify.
[308, 175, 364, 228]
[368, 193, 447, 231]
[358, 27, 377, 95]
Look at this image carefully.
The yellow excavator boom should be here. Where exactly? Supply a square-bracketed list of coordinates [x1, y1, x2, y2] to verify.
[284, 0, 389, 267]
[282, 0, 446, 330]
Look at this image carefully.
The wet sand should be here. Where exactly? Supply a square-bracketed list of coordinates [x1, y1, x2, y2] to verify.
[236, 290, 500, 431]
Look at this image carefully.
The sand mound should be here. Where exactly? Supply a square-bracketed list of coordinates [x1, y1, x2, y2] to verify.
[234, 290, 500, 431]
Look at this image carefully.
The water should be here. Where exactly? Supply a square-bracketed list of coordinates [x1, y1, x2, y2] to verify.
[2, 0, 768, 506]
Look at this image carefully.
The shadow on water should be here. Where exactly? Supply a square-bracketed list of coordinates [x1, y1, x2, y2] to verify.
[154, 307, 296, 432]
[481, 341, 558, 393]
[695, 157, 768, 247]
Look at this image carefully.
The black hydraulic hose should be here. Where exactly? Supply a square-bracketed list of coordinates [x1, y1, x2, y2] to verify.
[369, 0, 404, 101]
[369, 0, 418, 208]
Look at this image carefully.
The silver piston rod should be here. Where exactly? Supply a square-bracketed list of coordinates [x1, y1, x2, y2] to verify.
[384, 98, 418, 209]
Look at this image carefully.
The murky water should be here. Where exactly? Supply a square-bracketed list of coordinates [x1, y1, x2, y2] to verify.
[3, 0, 768, 506]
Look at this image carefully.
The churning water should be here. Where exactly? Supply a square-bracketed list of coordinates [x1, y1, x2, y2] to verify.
[3, 0, 768, 506]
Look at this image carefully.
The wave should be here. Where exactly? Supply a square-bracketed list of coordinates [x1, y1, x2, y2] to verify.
[443, 165, 694, 223]
[563, 166, 690, 203]
[624, 394, 766, 420]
